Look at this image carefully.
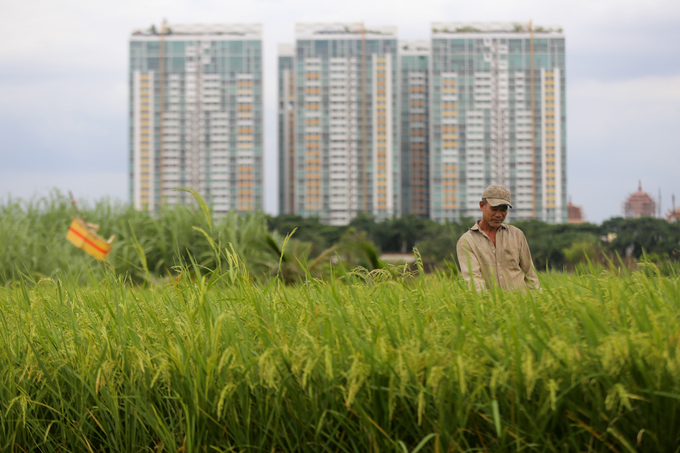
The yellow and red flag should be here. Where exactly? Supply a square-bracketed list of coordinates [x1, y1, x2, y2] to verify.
[66, 218, 115, 261]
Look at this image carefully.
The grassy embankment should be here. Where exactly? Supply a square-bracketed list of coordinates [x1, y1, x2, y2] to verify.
[1, 256, 679, 451]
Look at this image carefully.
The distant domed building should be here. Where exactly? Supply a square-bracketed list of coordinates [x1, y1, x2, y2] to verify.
[623, 181, 656, 219]
[567, 197, 585, 224]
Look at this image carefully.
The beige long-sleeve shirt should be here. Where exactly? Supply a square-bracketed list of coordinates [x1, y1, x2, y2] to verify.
[456, 222, 540, 292]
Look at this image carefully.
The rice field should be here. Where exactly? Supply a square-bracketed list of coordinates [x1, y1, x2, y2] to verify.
[2, 254, 680, 452]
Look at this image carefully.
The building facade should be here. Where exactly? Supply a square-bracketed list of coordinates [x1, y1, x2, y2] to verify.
[278, 44, 296, 216]
[429, 22, 566, 223]
[278, 23, 400, 225]
[399, 41, 430, 218]
[129, 23, 263, 214]
[277, 21, 567, 224]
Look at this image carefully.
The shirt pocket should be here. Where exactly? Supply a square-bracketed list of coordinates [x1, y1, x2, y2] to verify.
[503, 248, 521, 270]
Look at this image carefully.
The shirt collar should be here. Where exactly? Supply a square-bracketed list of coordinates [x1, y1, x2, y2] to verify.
[470, 221, 508, 231]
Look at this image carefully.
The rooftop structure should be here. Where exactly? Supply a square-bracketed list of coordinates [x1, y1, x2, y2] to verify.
[431, 22, 563, 34]
[295, 23, 397, 39]
[132, 23, 262, 37]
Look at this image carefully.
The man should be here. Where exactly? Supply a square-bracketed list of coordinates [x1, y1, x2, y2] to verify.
[456, 185, 540, 292]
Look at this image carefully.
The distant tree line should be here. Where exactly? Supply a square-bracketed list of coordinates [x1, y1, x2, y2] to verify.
[268, 214, 680, 271]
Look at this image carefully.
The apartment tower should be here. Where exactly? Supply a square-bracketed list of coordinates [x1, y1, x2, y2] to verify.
[278, 23, 400, 225]
[129, 23, 263, 213]
[430, 22, 566, 223]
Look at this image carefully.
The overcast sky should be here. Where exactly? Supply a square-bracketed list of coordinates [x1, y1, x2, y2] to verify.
[1, 0, 679, 223]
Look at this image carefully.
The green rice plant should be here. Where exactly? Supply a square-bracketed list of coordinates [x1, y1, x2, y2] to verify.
[1, 254, 680, 451]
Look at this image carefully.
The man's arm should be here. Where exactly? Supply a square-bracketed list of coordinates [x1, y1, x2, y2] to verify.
[518, 233, 540, 290]
[456, 236, 486, 292]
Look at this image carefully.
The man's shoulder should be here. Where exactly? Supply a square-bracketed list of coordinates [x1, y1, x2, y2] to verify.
[457, 229, 472, 242]
[503, 224, 528, 239]
[503, 224, 524, 233]
[457, 226, 477, 246]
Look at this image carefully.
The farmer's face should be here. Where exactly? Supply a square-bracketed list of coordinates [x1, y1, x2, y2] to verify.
[480, 201, 508, 229]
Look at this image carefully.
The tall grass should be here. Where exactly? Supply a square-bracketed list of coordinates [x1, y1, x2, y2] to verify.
[1, 254, 679, 451]
[0, 191, 285, 284]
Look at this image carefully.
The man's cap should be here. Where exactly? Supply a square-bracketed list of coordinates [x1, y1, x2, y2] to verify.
[482, 185, 513, 208]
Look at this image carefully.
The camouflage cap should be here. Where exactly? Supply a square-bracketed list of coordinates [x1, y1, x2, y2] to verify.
[482, 185, 513, 208]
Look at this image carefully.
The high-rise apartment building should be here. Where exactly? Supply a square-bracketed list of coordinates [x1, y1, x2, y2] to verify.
[399, 41, 430, 218]
[278, 23, 400, 225]
[430, 22, 566, 223]
[129, 23, 263, 214]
